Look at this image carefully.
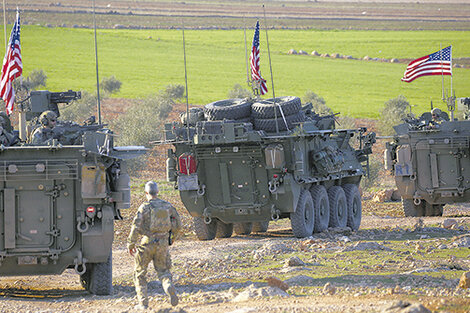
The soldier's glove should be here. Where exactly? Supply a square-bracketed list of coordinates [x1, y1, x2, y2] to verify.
[127, 242, 135, 251]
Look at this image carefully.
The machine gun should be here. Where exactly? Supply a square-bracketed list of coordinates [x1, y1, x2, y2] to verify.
[53, 119, 107, 145]
[25, 90, 81, 121]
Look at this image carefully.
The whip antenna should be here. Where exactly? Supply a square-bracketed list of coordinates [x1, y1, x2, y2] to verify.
[92, 0, 102, 124]
[263, 5, 275, 100]
[182, 19, 190, 142]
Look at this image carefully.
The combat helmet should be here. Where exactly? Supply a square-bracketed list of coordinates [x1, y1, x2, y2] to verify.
[431, 108, 442, 118]
[39, 110, 58, 126]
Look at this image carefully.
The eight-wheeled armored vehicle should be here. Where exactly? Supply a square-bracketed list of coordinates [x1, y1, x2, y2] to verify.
[162, 96, 375, 239]
[385, 97, 470, 217]
[0, 90, 146, 295]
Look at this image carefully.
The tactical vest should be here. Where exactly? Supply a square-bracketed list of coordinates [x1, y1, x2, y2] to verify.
[148, 201, 172, 234]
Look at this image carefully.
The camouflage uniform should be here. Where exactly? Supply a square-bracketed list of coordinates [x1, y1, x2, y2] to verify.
[30, 111, 58, 145]
[31, 127, 56, 145]
[127, 198, 182, 307]
[0, 116, 16, 146]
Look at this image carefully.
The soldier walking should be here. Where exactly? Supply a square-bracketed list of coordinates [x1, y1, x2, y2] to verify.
[127, 181, 182, 310]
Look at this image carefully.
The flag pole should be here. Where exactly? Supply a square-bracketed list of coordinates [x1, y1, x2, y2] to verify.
[182, 19, 190, 142]
[450, 45, 454, 121]
[440, 43, 444, 100]
[450, 45, 453, 97]
[2, 0, 6, 51]
[262, 4, 279, 133]
[92, 0, 102, 125]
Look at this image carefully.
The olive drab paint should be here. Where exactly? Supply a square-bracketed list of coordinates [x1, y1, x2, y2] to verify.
[386, 101, 470, 217]
[159, 96, 376, 240]
[0, 90, 147, 295]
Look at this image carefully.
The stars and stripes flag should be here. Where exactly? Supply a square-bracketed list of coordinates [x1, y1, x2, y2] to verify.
[250, 21, 268, 95]
[0, 10, 22, 115]
[401, 46, 452, 83]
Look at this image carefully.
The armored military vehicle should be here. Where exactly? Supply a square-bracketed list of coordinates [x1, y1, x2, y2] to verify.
[385, 97, 470, 217]
[161, 96, 375, 239]
[0, 90, 146, 295]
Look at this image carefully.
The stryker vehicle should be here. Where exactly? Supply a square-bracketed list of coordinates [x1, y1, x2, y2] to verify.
[385, 97, 470, 217]
[0, 90, 146, 295]
[161, 96, 375, 240]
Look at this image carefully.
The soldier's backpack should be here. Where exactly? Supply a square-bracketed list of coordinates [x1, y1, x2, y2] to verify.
[149, 201, 172, 233]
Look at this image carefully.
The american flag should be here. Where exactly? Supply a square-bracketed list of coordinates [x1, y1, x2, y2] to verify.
[401, 46, 452, 83]
[250, 21, 268, 95]
[0, 10, 22, 115]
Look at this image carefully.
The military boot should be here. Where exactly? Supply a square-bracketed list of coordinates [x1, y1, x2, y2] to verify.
[167, 286, 179, 306]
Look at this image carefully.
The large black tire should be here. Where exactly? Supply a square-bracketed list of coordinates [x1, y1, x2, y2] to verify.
[328, 186, 348, 228]
[193, 216, 217, 240]
[215, 220, 233, 238]
[424, 202, 444, 217]
[402, 199, 425, 217]
[291, 189, 315, 238]
[252, 221, 269, 233]
[87, 251, 113, 295]
[204, 99, 252, 121]
[251, 96, 302, 119]
[253, 111, 306, 132]
[343, 184, 362, 231]
[310, 185, 330, 233]
[233, 222, 253, 235]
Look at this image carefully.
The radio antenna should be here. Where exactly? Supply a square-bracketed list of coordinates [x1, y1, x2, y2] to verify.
[182, 19, 190, 142]
[92, 0, 102, 124]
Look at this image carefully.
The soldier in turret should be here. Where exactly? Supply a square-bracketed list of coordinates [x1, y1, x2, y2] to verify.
[0, 114, 17, 146]
[427, 108, 444, 129]
[127, 181, 182, 310]
[30, 110, 58, 145]
[431, 108, 444, 123]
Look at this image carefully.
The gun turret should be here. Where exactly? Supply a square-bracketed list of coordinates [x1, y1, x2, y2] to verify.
[25, 90, 81, 121]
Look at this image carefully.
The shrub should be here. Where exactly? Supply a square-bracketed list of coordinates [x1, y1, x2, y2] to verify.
[164, 84, 185, 100]
[113, 92, 176, 147]
[360, 154, 382, 191]
[228, 84, 252, 99]
[303, 90, 333, 115]
[336, 115, 356, 129]
[12, 69, 47, 100]
[59, 90, 97, 122]
[379, 95, 411, 135]
[100, 75, 122, 95]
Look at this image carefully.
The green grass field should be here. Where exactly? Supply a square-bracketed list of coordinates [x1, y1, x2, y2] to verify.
[20, 26, 470, 119]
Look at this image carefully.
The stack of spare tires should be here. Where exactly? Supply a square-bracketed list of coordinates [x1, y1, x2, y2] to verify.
[203, 96, 306, 132]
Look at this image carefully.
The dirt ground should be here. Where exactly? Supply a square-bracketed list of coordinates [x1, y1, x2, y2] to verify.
[0, 212, 469, 313]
